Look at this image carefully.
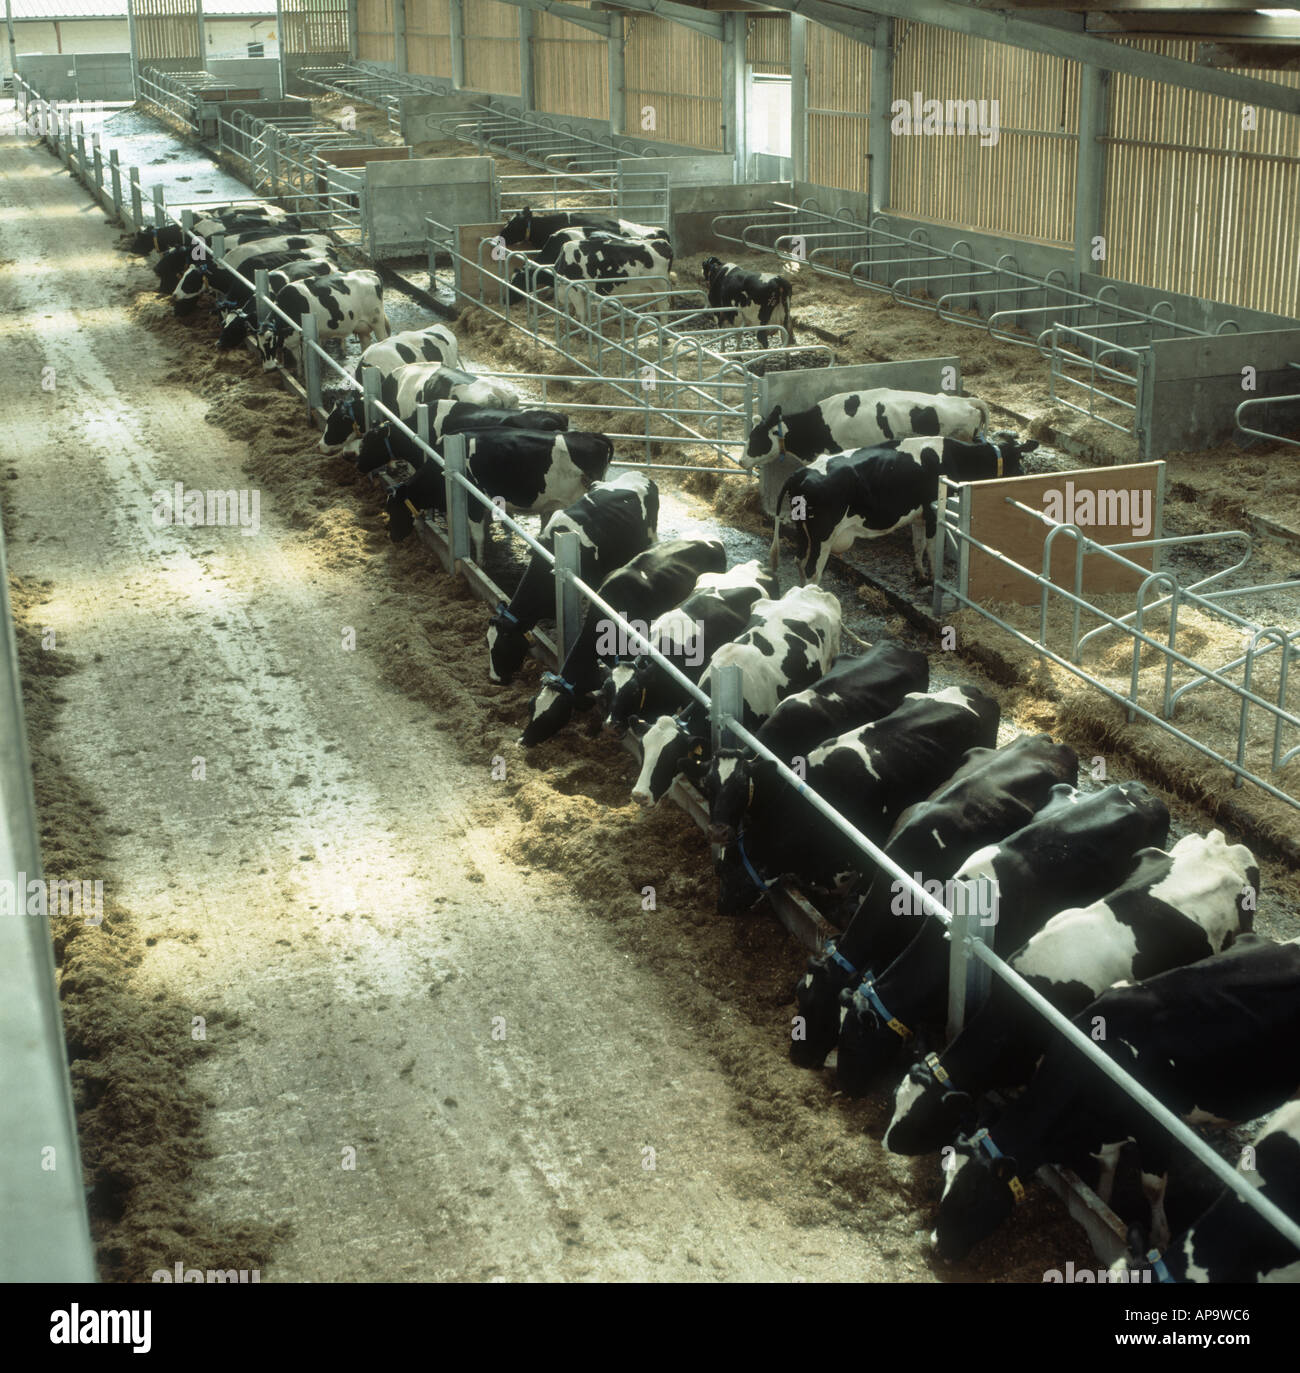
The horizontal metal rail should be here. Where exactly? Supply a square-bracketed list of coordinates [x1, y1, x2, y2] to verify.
[1236, 391, 1300, 449]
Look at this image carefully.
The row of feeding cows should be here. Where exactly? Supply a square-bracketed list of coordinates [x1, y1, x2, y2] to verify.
[128, 202, 1300, 1284]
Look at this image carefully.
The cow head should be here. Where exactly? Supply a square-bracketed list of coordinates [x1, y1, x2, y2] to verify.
[500, 207, 533, 248]
[714, 830, 772, 916]
[487, 603, 533, 685]
[215, 299, 253, 351]
[131, 225, 168, 255]
[601, 661, 644, 737]
[384, 488, 421, 544]
[701, 256, 723, 290]
[256, 318, 288, 371]
[701, 749, 753, 844]
[932, 1128, 1025, 1263]
[628, 714, 705, 807]
[746, 406, 785, 466]
[155, 246, 192, 295]
[321, 396, 364, 452]
[835, 978, 916, 1096]
[172, 262, 211, 315]
[356, 422, 401, 474]
[520, 672, 595, 748]
[790, 943, 860, 1069]
[987, 433, 1037, 478]
[882, 1055, 975, 1156]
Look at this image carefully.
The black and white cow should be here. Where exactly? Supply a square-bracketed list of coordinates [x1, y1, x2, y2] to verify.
[600, 560, 777, 737]
[771, 433, 1038, 584]
[520, 538, 728, 747]
[131, 204, 292, 254]
[790, 734, 1079, 1071]
[884, 829, 1258, 1157]
[714, 685, 1001, 916]
[498, 207, 666, 251]
[932, 934, 1300, 1264]
[155, 232, 335, 296]
[702, 641, 929, 844]
[487, 472, 659, 685]
[173, 246, 338, 318]
[1116, 1099, 1300, 1284]
[834, 781, 1171, 1096]
[383, 427, 614, 555]
[746, 388, 992, 468]
[628, 585, 843, 808]
[535, 235, 676, 322]
[256, 271, 390, 371]
[701, 257, 794, 350]
[509, 224, 674, 303]
[318, 329, 464, 451]
[353, 365, 529, 471]
[214, 257, 338, 340]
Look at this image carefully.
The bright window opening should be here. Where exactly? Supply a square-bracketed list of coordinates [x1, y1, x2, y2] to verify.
[747, 73, 791, 160]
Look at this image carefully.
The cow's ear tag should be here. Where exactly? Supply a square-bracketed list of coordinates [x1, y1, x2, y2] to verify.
[404, 499, 419, 517]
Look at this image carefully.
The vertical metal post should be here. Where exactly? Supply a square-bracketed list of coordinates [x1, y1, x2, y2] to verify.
[709, 662, 744, 760]
[130, 168, 142, 229]
[301, 314, 322, 418]
[276, 0, 288, 100]
[362, 364, 381, 429]
[181, 208, 194, 242]
[393, 0, 408, 75]
[722, 12, 744, 172]
[267, 127, 280, 196]
[254, 267, 271, 327]
[607, 14, 625, 136]
[109, 148, 122, 221]
[553, 528, 583, 662]
[75, 122, 86, 178]
[211, 232, 225, 260]
[152, 183, 165, 227]
[868, 21, 893, 217]
[1073, 64, 1110, 290]
[443, 431, 472, 567]
[519, 9, 535, 112]
[346, 0, 359, 64]
[789, 13, 807, 185]
[449, 0, 466, 91]
[946, 892, 993, 1040]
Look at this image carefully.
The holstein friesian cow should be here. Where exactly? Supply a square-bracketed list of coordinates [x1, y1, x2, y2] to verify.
[257, 271, 390, 372]
[1114, 1099, 1300, 1284]
[176, 249, 339, 318]
[509, 225, 674, 304]
[600, 560, 777, 737]
[214, 258, 338, 341]
[354, 365, 528, 470]
[131, 204, 292, 254]
[538, 235, 676, 322]
[835, 781, 1171, 1096]
[714, 685, 1001, 916]
[628, 585, 843, 809]
[932, 933, 1300, 1264]
[701, 257, 795, 350]
[487, 472, 659, 685]
[771, 433, 1038, 584]
[790, 734, 1079, 1070]
[746, 388, 992, 468]
[318, 328, 464, 451]
[884, 829, 1259, 1157]
[383, 427, 614, 556]
[702, 641, 929, 844]
[499, 207, 665, 251]
[520, 538, 728, 747]
[154, 232, 335, 296]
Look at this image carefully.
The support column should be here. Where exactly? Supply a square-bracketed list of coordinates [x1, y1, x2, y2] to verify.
[195, 0, 205, 68]
[607, 15, 625, 136]
[276, 0, 288, 95]
[394, 0, 407, 73]
[722, 12, 745, 175]
[868, 20, 893, 215]
[347, 0, 359, 61]
[449, 0, 465, 90]
[789, 13, 807, 184]
[1074, 63, 1110, 288]
[519, 9, 534, 111]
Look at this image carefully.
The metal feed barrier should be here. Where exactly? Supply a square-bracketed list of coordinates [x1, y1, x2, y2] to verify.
[932, 483, 1300, 810]
[711, 200, 1243, 447]
[27, 78, 1300, 1273]
[294, 60, 454, 136]
[136, 66, 222, 134]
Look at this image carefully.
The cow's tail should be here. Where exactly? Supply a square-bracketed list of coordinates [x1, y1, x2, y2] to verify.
[781, 278, 796, 345]
[840, 623, 873, 651]
[769, 473, 796, 575]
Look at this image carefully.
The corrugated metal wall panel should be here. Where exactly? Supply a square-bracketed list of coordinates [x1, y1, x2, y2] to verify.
[806, 22, 870, 194]
[622, 14, 723, 150]
[356, 0, 394, 63]
[281, 0, 348, 55]
[406, 0, 452, 78]
[133, 0, 202, 61]
[1101, 38, 1300, 317]
[889, 22, 1078, 244]
[746, 13, 789, 76]
[464, 0, 521, 96]
[535, 0, 608, 120]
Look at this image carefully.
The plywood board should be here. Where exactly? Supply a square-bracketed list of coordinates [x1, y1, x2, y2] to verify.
[324, 147, 413, 167]
[455, 222, 512, 304]
[965, 461, 1164, 604]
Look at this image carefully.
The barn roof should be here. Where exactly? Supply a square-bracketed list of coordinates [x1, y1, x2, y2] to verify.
[9, 0, 276, 18]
